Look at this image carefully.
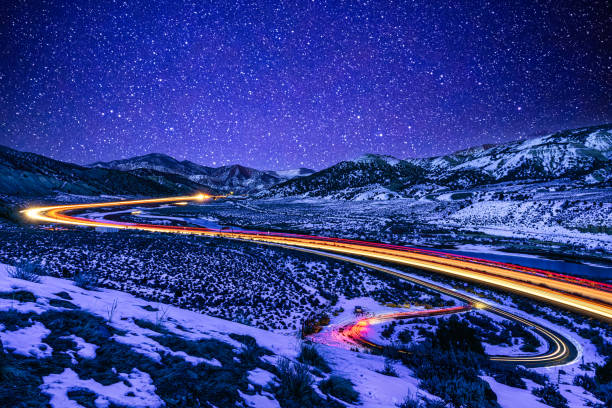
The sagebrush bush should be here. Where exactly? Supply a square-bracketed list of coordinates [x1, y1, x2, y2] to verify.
[397, 393, 422, 408]
[533, 383, 568, 408]
[319, 375, 359, 403]
[8, 261, 45, 283]
[275, 357, 329, 408]
[0, 290, 36, 303]
[377, 359, 398, 377]
[73, 270, 98, 289]
[298, 342, 331, 373]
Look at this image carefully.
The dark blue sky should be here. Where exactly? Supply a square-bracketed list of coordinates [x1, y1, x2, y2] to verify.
[1, 0, 610, 170]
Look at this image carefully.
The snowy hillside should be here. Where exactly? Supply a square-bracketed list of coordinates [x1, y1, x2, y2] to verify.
[266, 124, 612, 198]
[0, 263, 437, 408]
[91, 153, 214, 176]
[268, 168, 315, 179]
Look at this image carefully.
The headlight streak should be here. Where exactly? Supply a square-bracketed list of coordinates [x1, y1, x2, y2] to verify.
[23, 195, 611, 366]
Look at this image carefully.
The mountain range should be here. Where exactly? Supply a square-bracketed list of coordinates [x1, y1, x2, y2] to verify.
[0, 146, 313, 199]
[265, 123, 612, 199]
[91, 154, 314, 193]
[0, 123, 609, 201]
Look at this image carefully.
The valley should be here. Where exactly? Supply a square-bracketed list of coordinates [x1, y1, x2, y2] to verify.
[1, 123, 610, 408]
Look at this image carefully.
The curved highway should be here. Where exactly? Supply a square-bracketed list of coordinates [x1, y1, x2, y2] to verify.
[268, 246, 578, 367]
[22, 194, 612, 366]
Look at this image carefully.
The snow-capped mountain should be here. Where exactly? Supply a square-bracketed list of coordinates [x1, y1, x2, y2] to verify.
[416, 124, 611, 187]
[91, 153, 214, 176]
[268, 168, 315, 179]
[92, 154, 315, 193]
[0, 146, 213, 198]
[2, 124, 608, 200]
[267, 124, 612, 198]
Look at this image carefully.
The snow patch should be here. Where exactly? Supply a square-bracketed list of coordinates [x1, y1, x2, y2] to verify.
[42, 368, 163, 408]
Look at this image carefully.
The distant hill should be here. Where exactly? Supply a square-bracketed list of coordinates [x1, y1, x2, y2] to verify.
[92, 154, 314, 193]
[0, 146, 215, 198]
[265, 124, 612, 199]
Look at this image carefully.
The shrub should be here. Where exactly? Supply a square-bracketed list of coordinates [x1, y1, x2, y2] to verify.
[301, 313, 330, 336]
[596, 357, 612, 384]
[377, 359, 398, 377]
[419, 372, 497, 408]
[573, 374, 596, 392]
[73, 270, 98, 289]
[54, 291, 72, 300]
[49, 298, 79, 309]
[319, 375, 359, 403]
[0, 339, 50, 407]
[67, 388, 98, 407]
[398, 328, 412, 344]
[422, 399, 447, 408]
[532, 383, 568, 408]
[8, 261, 45, 283]
[134, 318, 169, 334]
[298, 342, 331, 373]
[379, 343, 406, 360]
[154, 334, 235, 365]
[574, 370, 612, 407]
[0, 310, 36, 330]
[398, 393, 422, 408]
[0, 290, 36, 303]
[230, 334, 271, 367]
[432, 315, 484, 354]
[491, 365, 527, 389]
[276, 358, 317, 406]
[382, 321, 397, 338]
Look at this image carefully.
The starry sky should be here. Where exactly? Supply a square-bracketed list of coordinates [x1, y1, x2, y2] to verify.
[1, 0, 610, 170]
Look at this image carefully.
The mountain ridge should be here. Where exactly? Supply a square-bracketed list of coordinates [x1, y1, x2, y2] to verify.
[1, 123, 610, 200]
[92, 154, 315, 193]
[264, 123, 612, 199]
[0, 145, 216, 198]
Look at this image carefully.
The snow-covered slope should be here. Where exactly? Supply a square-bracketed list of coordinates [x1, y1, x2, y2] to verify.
[0, 264, 433, 408]
[268, 168, 315, 179]
[267, 124, 612, 198]
[429, 124, 611, 186]
[91, 153, 214, 177]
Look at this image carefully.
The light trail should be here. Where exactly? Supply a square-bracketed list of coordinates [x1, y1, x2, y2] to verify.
[22, 194, 612, 324]
[326, 305, 571, 366]
[270, 245, 577, 367]
[22, 194, 612, 366]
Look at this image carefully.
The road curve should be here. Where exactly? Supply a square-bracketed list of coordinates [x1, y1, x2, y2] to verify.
[23, 194, 612, 323]
[260, 245, 578, 367]
[21, 194, 612, 366]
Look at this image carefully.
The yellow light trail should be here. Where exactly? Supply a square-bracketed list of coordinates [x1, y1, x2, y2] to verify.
[23, 194, 612, 325]
[258, 243, 576, 366]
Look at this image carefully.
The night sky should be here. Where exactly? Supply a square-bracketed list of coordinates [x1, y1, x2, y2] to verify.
[1, 1, 610, 170]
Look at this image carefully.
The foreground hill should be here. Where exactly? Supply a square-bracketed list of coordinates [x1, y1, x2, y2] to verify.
[265, 124, 612, 199]
[0, 262, 438, 408]
[0, 146, 215, 199]
[92, 153, 314, 193]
